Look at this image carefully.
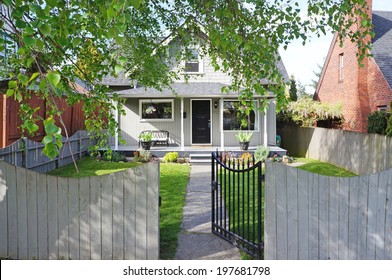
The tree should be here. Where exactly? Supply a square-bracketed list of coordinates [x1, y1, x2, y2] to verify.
[0, 0, 373, 158]
[310, 61, 324, 91]
[289, 75, 298, 101]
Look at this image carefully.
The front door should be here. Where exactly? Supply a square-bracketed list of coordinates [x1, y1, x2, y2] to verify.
[191, 100, 211, 144]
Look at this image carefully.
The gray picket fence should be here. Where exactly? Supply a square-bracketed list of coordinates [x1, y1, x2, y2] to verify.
[0, 160, 160, 260]
[0, 130, 93, 173]
[265, 162, 392, 260]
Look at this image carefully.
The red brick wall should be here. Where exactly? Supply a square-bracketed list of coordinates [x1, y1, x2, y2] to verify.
[316, 0, 392, 133]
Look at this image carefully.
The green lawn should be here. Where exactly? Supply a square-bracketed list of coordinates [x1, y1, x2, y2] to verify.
[293, 157, 356, 177]
[159, 163, 191, 259]
[47, 156, 138, 178]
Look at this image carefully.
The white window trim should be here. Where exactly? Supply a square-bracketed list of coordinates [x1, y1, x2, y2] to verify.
[339, 53, 344, 82]
[180, 46, 204, 74]
[222, 99, 259, 132]
[139, 99, 174, 122]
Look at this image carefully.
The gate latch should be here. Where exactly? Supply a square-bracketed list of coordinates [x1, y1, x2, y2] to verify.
[211, 181, 218, 191]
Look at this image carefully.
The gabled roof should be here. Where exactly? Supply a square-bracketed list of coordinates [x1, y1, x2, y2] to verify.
[372, 11, 392, 88]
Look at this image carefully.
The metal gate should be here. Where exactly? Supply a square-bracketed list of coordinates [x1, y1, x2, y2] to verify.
[211, 151, 264, 259]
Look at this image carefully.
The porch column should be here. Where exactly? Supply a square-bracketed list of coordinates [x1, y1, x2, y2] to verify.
[181, 98, 185, 151]
[263, 108, 268, 148]
[220, 98, 224, 151]
[112, 99, 119, 151]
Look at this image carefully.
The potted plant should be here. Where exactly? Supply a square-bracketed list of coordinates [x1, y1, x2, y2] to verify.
[139, 131, 153, 150]
[235, 130, 253, 150]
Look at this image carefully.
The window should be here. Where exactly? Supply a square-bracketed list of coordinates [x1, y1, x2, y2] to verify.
[183, 48, 203, 73]
[223, 101, 257, 131]
[140, 99, 174, 121]
[339, 53, 344, 82]
[377, 105, 388, 111]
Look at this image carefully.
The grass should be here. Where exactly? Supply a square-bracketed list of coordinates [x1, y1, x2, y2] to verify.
[47, 156, 138, 178]
[159, 163, 191, 259]
[293, 157, 356, 177]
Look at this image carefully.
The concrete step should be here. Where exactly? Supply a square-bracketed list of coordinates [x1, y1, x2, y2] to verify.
[189, 153, 211, 163]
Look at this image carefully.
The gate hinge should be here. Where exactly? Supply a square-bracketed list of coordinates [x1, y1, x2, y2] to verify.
[211, 181, 218, 191]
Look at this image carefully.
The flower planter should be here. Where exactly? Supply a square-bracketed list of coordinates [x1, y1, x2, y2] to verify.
[140, 141, 152, 150]
[239, 141, 249, 150]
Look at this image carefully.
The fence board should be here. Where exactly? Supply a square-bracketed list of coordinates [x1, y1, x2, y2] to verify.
[358, 175, 369, 259]
[0, 162, 8, 257]
[275, 163, 288, 260]
[57, 177, 69, 260]
[26, 170, 38, 259]
[366, 173, 379, 259]
[264, 162, 277, 260]
[136, 166, 148, 259]
[386, 171, 392, 259]
[308, 172, 319, 259]
[297, 169, 309, 259]
[68, 178, 79, 260]
[37, 173, 48, 260]
[338, 178, 349, 260]
[348, 176, 359, 259]
[113, 172, 124, 260]
[124, 169, 136, 260]
[287, 167, 298, 259]
[89, 176, 101, 260]
[318, 175, 329, 260]
[16, 167, 28, 259]
[328, 177, 339, 260]
[101, 174, 113, 259]
[375, 171, 388, 260]
[47, 175, 58, 259]
[79, 177, 90, 260]
[146, 160, 160, 260]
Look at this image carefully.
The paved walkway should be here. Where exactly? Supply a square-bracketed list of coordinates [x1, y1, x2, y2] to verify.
[175, 163, 241, 260]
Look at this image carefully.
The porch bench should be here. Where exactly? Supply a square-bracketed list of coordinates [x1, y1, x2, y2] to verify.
[139, 130, 170, 147]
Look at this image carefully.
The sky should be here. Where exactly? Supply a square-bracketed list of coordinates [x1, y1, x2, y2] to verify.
[279, 0, 392, 94]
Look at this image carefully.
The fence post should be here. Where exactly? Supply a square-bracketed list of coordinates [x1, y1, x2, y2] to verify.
[211, 151, 215, 233]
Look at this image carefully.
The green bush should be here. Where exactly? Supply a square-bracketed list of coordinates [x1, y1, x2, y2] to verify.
[368, 111, 387, 135]
[163, 152, 178, 163]
[254, 146, 269, 163]
[102, 151, 127, 162]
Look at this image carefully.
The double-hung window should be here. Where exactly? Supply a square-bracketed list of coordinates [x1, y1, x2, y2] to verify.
[223, 101, 257, 131]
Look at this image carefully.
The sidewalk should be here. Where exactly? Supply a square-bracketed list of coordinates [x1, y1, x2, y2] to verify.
[175, 163, 241, 260]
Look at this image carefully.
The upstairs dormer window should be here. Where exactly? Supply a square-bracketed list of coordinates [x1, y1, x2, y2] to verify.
[183, 48, 203, 73]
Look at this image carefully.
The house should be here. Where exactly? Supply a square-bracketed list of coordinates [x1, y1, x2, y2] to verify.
[103, 37, 289, 154]
[315, 1, 392, 132]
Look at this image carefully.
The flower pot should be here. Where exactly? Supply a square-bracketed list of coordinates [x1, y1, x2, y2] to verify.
[140, 141, 152, 150]
[239, 141, 249, 150]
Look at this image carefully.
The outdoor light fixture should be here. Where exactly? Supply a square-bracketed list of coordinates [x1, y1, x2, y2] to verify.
[214, 101, 218, 109]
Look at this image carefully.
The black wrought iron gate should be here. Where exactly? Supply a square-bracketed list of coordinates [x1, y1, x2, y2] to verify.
[211, 151, 264, 259]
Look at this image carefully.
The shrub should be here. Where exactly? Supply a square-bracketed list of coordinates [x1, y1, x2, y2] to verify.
[134, 150, 152, 163]
[164, 152, 178, 163]
[254, 146, 269, 163]
[102, 151, 127, 162]
[368, 111, 387, 135]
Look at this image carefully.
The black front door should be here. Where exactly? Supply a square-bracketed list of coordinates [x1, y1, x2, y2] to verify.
[192, 100, 211, 144]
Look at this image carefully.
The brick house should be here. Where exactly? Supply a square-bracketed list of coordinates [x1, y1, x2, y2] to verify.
[314, 1, 392, 132]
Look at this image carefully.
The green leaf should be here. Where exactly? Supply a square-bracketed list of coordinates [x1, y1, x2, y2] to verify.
[43, 142, 58, 160]
[16, 92, 22, 102]
[17, 73, 29, 86]
[47, 71, 61, 87]
[8, 80, 17, 89]
[39, 79, 47, 91]
[23, 36, 36, 47]
[115, 64, 124, 74]
[43, 135, 53, 145]
[6, 89, 14, 97]
[24, 26, 35, 35]
[29, 72, 40, 83]
[45, 122, 59, 135]
[40, 24, 52, 36]
[26, 122, 39, 134]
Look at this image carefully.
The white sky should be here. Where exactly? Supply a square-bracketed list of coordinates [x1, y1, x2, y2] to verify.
[279, 0, 392, 93]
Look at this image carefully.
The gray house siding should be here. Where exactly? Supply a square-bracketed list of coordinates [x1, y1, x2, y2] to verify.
[120, 97, 272, 147]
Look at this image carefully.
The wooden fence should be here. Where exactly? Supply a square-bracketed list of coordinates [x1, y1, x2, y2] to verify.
[0, 130, 93, 173]
[278, 126, 392, 175]
[0, 160, 160, 260]
[264, 162, 392, 260]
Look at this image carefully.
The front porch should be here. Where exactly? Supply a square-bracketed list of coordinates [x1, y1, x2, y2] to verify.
[112, 144, 287, 159]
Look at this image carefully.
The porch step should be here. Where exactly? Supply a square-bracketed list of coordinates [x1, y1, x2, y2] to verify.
[189, 153, 211, 163]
